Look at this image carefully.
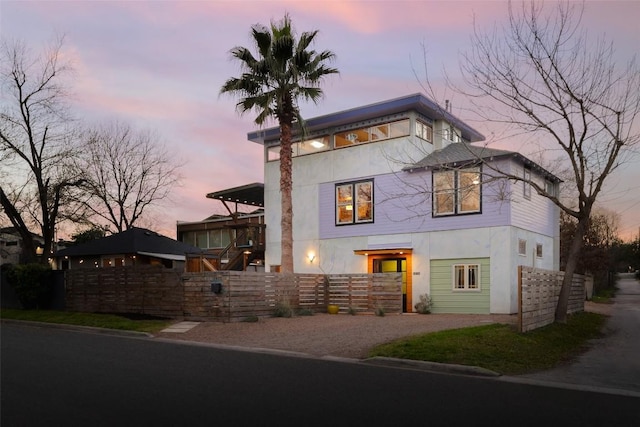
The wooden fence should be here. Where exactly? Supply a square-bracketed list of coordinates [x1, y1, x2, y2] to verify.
[64, 267, 402, 322]
[65, 266, 184, 318]
[518, 266, 591, 332]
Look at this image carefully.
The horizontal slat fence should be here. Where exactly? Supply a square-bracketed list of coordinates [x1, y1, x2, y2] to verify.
[518, 266, 589, 332]
[65, 266, 183, 318]
[65, 268, 402, 322]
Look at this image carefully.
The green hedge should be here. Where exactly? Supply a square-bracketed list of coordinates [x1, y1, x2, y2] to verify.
[4, 263, 53, 309]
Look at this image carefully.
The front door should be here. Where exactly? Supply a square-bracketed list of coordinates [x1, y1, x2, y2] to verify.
[373, 258, 408, 312]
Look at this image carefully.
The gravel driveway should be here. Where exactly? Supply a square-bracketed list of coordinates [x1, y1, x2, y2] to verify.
[156, 312, 517, 359]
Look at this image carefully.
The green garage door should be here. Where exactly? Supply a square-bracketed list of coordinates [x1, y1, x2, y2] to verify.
[430, 258, 490, 314]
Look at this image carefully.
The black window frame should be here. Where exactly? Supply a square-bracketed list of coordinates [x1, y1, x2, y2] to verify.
[432, 166, 482, 217]
[335, 179, 374, 226]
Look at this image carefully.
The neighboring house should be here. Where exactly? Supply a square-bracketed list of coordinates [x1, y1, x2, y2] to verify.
[247, 93, 560, 314]
[176, 183, 266, 271]
[54, 227, 202, 270]
[0, 227, 45, 265]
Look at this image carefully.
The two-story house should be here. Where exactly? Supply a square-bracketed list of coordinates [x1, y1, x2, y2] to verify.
[248, 93, 560, 314]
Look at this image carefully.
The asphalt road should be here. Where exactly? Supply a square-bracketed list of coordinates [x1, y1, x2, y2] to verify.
[2, 323, 639, 427]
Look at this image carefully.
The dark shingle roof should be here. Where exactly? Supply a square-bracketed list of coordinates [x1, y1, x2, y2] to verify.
[54, 227, 202, 257]
[406, 143, 517, 170]
[405, 143, 562, 182]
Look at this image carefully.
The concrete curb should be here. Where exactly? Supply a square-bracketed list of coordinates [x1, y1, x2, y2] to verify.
[0, 318, 153, 338]
[362, 356, 502, 377]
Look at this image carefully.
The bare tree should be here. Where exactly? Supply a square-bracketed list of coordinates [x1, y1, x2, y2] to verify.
[454, 1, 640, 321]
[0, 36, 83, 263]
[75, 121, 182, 233]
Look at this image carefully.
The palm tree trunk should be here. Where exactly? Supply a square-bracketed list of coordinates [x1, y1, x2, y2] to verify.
[279, 120, 294, 273]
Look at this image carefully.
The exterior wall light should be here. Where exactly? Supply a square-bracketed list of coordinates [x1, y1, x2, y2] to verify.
[307, 253, 316, 263]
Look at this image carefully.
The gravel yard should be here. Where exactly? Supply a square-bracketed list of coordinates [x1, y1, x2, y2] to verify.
[156, 312, 517, 359]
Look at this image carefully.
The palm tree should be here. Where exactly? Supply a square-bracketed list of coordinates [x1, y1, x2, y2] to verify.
[221, 14, 338, 273]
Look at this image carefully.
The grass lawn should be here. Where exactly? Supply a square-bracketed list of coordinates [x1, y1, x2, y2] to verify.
[369, 311, 607, 375]
[0, 309, 174, 334]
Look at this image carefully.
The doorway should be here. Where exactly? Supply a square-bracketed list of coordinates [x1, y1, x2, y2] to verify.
[372, 257, 410, 312]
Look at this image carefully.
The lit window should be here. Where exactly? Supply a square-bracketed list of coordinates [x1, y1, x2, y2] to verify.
[433, 167, 481, 216]
[336, 180, 373, 225]
[335, 120, 410, 148]
[453, 264, 480, 291]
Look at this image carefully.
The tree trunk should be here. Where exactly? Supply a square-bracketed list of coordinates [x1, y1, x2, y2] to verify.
[555, 217, 587, 323]
[279, 119, 294, 273]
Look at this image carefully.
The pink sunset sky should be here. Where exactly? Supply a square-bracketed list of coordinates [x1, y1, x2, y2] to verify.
[2, 0, 639, 241]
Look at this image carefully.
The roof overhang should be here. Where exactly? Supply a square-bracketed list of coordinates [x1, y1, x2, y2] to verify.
[354, 248, 413, 256]
[248, 93, 485, 145]
[206, 182, 264, 207]
[137, 252, 185, 261]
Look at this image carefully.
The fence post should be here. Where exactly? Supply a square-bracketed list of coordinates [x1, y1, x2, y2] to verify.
[517, 265, 523, 333]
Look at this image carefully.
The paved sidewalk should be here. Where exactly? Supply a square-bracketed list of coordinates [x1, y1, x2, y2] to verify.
[516, 273, 640, 395]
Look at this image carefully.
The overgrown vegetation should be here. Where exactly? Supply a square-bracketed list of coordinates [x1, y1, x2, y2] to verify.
[369, 312, 606, 375]
[0, 309, 172, 333]
[3, 263, 53, 309]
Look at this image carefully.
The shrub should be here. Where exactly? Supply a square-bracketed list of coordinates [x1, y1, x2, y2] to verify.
[273, 301, 293, 318]
[5, 263, 53, 309]
[414, 294, 432, 314]
[375, 306, 385, 317]
[296, 308, 314, 316]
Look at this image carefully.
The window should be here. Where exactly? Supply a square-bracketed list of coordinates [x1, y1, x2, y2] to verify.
[208, 229, 232, 249]
[545, 180, 557, 197]
[266, 136, 330, 161]
[442, 125, 461, 143]
[518, 239, 527, 256]
[433, 167, 481, 216]
[523, 167, 531, 199]
[336, 180, 373, 225]
[335, 120, 410, 148]
[536, 243, 543, 258]
[416, 120, 433, 142]
[453, 264, 480, 291]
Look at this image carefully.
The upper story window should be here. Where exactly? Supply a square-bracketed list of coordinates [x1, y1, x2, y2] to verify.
[416, 120, 433, 143]
[336, 180, 373, 225]
[545, 179, 557, 197]
[442, 125, 461, 143]
[267, 135, 330, 161]
[335, 119, 409, 148]
[433, 167, 481, 216]
[523, 167, 532, 199]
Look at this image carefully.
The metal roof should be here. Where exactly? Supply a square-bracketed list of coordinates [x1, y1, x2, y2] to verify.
[247, 93, 485, 145]
[206, 182, 264, 207]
